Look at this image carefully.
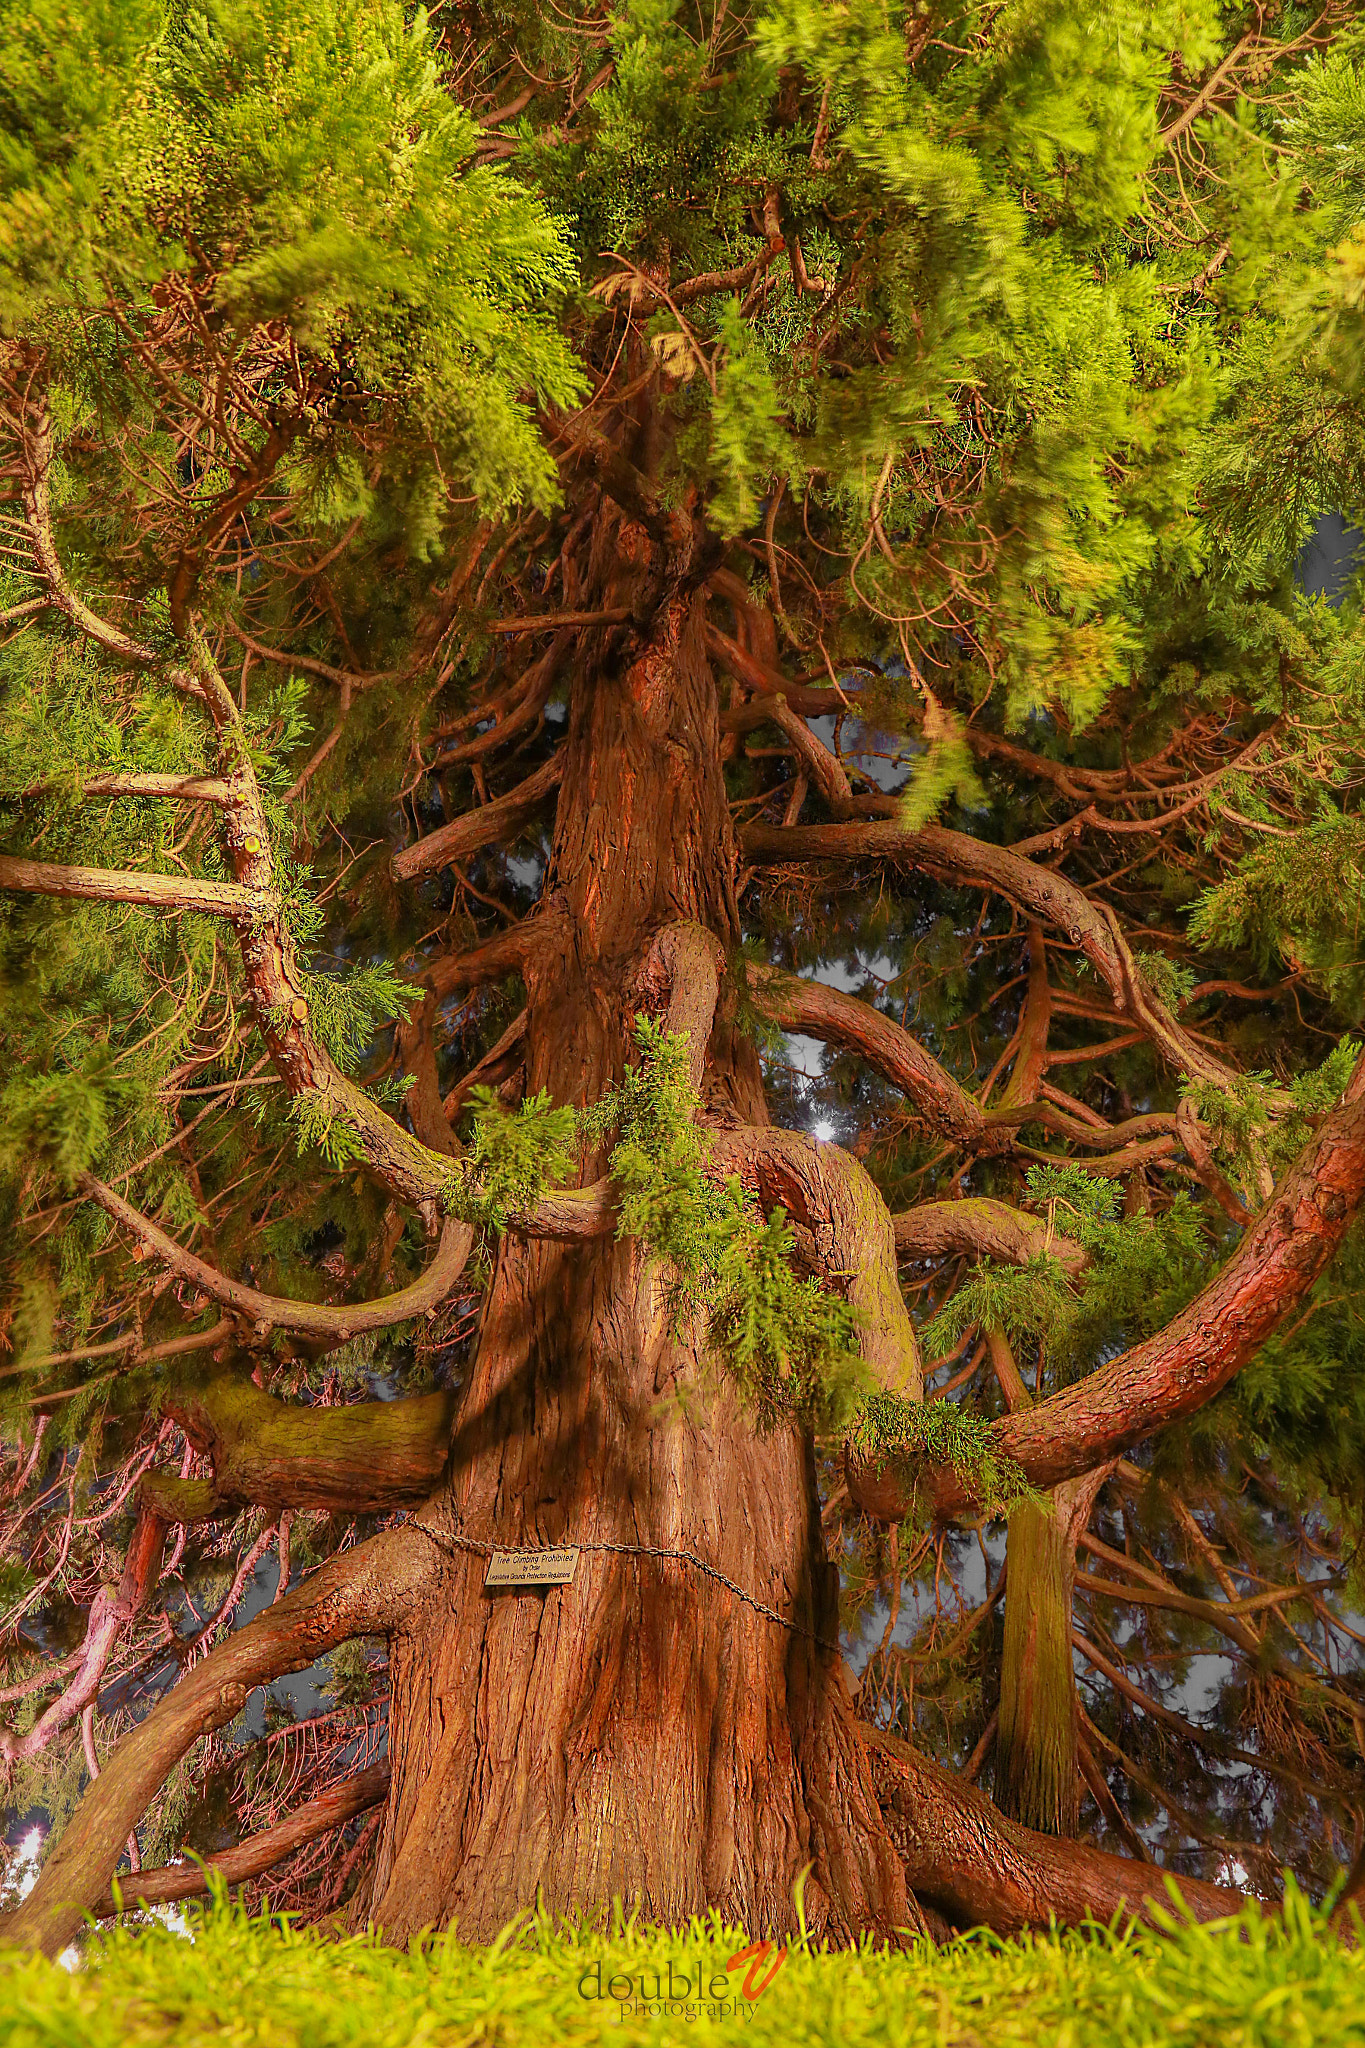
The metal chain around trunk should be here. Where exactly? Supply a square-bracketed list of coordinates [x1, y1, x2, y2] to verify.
[404, 1520, 841, 1654]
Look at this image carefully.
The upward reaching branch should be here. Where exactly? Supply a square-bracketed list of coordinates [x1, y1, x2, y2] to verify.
[851, 1054, 1365, 1520]
[392, 752, 566, 882]
[18, 409, 159, 668]
[741, 815, 1239, 1092]
[747, 965, 986, 1145]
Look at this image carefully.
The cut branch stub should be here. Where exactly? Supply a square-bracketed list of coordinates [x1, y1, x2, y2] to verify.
[143, 1375, 458, 1519]
[894, 1199, 1088, 1279]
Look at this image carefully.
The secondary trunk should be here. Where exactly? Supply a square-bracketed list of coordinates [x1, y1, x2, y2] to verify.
[986, 1317, 1108, 1837]
[994, 1472, 1107, 1835]
[362, 504, 913, 1943]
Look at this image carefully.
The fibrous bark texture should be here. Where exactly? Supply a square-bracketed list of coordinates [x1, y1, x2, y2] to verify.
[995, 1475, 1106, 1836]
[364, 509, 914, 1945]
[867, 1728, 1245, 1935]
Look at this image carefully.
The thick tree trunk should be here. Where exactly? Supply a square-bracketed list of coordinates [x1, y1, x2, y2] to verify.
[366, 1254, 906, 1941]
[364, 507, 914, 1944]
[4, 502, 1276, 1959]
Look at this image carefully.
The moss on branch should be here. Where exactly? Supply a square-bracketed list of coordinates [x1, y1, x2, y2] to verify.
[147, 1377, 456, 1518]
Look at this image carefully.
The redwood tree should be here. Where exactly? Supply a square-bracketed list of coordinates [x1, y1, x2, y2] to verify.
[3, 0, 1365, 1960]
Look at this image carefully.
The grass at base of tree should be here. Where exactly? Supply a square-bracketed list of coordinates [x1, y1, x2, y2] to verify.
[1, 1886, 1362, 2047]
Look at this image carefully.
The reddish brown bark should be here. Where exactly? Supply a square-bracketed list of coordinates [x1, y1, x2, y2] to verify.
[6, 476, 1298, 1961]
[3, 1526, 434, 1956]
[392, 752, 566, 881]
[866, 1727, 1247, 1934]
[746, 965, 985, 1144]
[90, 1766, 391, 1918]
[362, 506, 917, 1946]
[849, 1051, 1365, 1520]
[741, 814, 1236, 1090]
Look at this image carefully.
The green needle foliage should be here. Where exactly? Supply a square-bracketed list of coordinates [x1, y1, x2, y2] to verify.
[450, 1018, 867, 1422]
[0, 0, 584, 512]
[848, 1391, 1041, 1517]
[921, 1164, 1209, 1389]
[443, 1087, 580, 1231]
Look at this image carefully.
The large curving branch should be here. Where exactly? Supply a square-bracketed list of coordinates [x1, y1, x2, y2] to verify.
[744, 963, 1186, 1167]
[866, 1725, 1248, 1934]
[0, 540, 459, 1211]
[709, 1123, 921, 1401]
[747, 966, 986, 1145]
[92, 1764, 391, 1919]
[392, 752, 565, 883]
[141, 1374, 458, 1522]
[893, 1199, 1088, 1279]
[0, 1524, 437, 1958]
[80, 1176, 472, 1343]
[18, 411, 160, 668]
[852, 1054, 1365, 1520]
[741, 814, 1238, 1092]
[501, 1114, 922, 1397]
[638, 919, 724, 1091]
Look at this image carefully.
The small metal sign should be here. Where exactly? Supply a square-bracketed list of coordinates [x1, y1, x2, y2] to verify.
[484, 1545, 580, 1590]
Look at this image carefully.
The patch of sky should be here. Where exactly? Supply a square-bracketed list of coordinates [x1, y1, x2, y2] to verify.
[844, 1525, 1000, 1679]
[506, 853, 543, 891]
[807, 714, 914, 795]
[797, 953, 899, 994]
[3, 1826, 191, 1962]
[1297, 512, 1364, 607]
